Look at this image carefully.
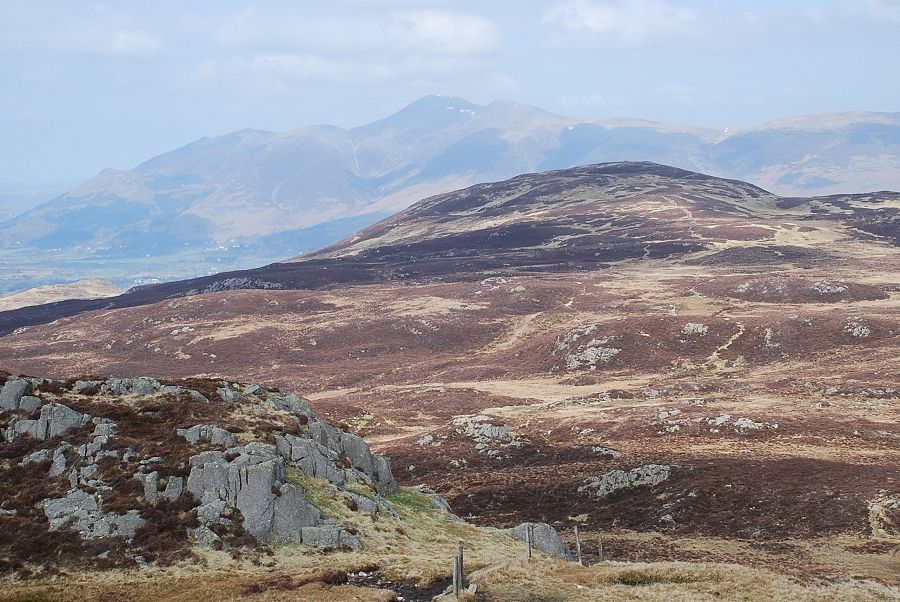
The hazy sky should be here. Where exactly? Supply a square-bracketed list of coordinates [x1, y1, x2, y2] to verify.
[2, 0, 899, 183]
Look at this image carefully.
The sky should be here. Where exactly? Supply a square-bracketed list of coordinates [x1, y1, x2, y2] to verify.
[2, 0, 899, 184]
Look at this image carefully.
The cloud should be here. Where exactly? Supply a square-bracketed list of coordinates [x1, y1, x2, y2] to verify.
[543, 0, 702, 50]
[653, 83, 719, 107]
[841, 0, 900, 24]
[196, 52, 495, 91]
[558, 93, 621, 111]
[215, 6, 497, 57]
[0, 3, 163, 59]
[196, 5, 500, 92]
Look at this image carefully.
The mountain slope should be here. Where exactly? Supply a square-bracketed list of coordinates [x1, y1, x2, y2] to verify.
[2, 97, 899, 291]
[1, 161, 897, 337]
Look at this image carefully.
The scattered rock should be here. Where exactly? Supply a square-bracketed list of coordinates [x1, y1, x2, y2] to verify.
[681, 322, 709, 336]
[813, 281, 849, 295]
[843, 320, 871, 338]
[579, 464, 671, 499]
[102, 377, 161, 396]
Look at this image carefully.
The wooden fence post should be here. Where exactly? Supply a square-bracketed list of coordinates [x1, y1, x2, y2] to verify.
[457, 542, 465, 590]
[574, 525, 583, 566]
[526, 523, 533, 559]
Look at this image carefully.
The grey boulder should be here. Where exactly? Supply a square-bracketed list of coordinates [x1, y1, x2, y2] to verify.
[0, 378, 31, 412]
[18, 395, 44, 413]
[510, 522, 573, 561]
[176, 424, 236, 447]
[6, 403, 91, 441]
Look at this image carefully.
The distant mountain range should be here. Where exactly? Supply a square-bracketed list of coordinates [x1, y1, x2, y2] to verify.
[2, 96, 899, 291]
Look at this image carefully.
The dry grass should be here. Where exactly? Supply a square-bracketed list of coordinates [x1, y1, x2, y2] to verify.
[1, 550, 896, 602]
[470, 559, 899, 601]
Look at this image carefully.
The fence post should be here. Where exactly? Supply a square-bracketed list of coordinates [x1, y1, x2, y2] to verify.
[574, 525, 583, 566]
[526, 523, 533, 559]
[457, 542, 465, 590]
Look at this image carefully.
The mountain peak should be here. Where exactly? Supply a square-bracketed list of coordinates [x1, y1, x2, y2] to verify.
[351, 95, 482, 138]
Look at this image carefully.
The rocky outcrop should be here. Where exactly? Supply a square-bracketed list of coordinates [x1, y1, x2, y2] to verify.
[578, 464, 671, 499]
[509, 522, 572, 560]
[450, 415, 525, 458]
[101, 377, 162, 396]
[273, 403, 398, 495]
[5, 403, 92, 442]
[176, 424, 236, 447]
[185, 442, 360, 549]
[0, 374, 414, 563]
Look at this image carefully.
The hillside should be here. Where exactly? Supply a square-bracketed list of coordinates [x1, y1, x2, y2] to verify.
[0, 163, 897, 590]
[0, 279, 121, 312]
[2, 97, 900, 291]
[1, 161, 898, 336]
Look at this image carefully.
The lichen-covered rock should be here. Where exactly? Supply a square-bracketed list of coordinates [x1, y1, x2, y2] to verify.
[297, 526, 361, 550]
[189, 525, 222, 548]
[579, 464, 671, 498]
[162, 476, 184, 501]
[187, 444, 285, 537]
[73, 380, 103, 392]
[266, 393, 315, 418]
[42, 489, 144, 540]
[21, 448, 52, 467]
[187, 443, 322, 542]
[48, 443, 72, 476]
[510, 522, 572, 560]
[6, 403, 91, 441]
[176, 424, 236, 447]
[276, 434, 350, 486]
[275, 424, 398, 495]
[0, 377, 31, 412]
[102, 377, 161, 396]
[344, 491, 380, 515]
[18, 395, 44, 413]
[270, 483, 326, 543]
